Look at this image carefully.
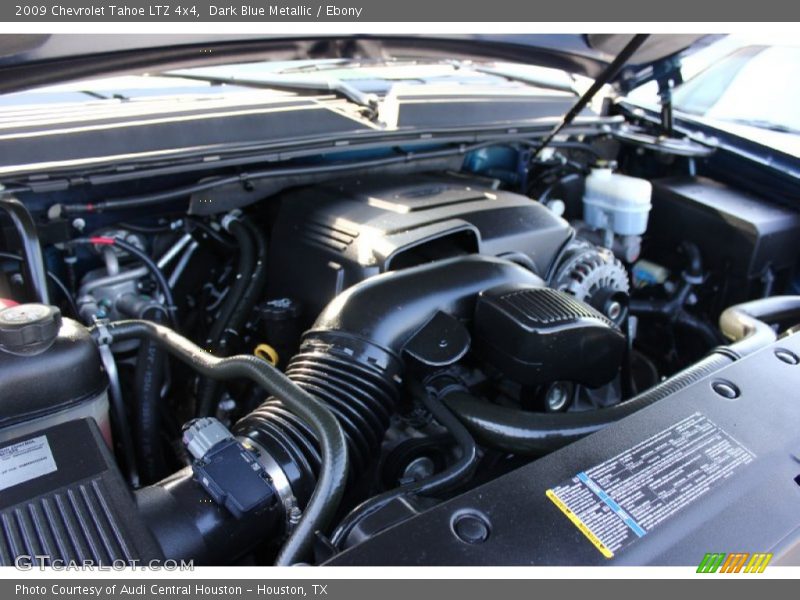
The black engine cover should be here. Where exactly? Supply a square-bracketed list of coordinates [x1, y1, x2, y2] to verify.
[268, 174, 572, 318]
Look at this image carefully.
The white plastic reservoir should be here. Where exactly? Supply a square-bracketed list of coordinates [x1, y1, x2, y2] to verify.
[583, 166, 652, 236]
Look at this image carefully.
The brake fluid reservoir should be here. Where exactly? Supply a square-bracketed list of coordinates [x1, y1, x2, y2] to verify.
[0, 304, 110, 444]
[583, 164, 652, 236]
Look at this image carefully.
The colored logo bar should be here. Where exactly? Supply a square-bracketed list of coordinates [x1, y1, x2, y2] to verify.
[697, 552, 772, 573]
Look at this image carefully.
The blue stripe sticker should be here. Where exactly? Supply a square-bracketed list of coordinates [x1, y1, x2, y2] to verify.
[577, 472, 647, 538]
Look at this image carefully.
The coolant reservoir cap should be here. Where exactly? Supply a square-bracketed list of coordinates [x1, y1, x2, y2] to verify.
[0, 303, 62, 355]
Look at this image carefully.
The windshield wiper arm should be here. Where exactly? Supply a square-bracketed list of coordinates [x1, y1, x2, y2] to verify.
[163, 71, 380, 118]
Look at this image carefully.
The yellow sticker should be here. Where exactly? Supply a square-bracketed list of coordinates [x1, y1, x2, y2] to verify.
[546, 489, 614, 559]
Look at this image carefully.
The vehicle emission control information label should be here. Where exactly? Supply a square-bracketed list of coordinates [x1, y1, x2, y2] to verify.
[546, 412, 755, 558]
[0, 435, 57, 491]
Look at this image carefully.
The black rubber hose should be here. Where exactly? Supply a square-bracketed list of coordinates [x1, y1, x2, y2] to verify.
[200, 217, 269, 417]
[195, 215, 256, 417]
[109, 239, 177, 323]
[448, 295, 800, 456]
[203, 217, 256, 350]
[0, 197, 50, 304]
[92, 319, 348, 566]
[680, 241, 703, 279]
[445, 352, 734, 456]
[0, 252, 79, 317]
[134, 306, 168, 484]
[218, 217, 268, 352]
[330, 377, 479, 549]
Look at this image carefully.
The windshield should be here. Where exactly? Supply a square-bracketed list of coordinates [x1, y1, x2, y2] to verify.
[627, 35, 800, 157]
[672, 45, 800, 134]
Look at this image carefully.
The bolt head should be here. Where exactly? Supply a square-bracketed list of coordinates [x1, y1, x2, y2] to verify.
[452, 513, 491, 545]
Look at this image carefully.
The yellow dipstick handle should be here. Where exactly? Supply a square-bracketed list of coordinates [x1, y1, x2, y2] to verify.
[254, 343, 279, 366]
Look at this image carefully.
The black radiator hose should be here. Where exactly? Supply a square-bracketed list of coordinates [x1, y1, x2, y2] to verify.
[197, 216, 269, 417]
[446, 295, 800, 456]
[0, 196, 50, 304]
[444, 353, 733, 456]
[116, 294, 169, 484]
[196, 214, 257, 417]
[135, 316, 167, 484]
[93, 319, 348, 566]
[234, 255, 543, 494]
[219, 217, 269, 351]
[206, 215, 256, 349]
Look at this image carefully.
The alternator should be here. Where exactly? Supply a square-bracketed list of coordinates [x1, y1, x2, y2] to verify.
[552, 241, 630, 323]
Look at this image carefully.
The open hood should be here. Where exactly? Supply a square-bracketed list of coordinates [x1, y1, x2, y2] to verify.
[0, 34, 713, 95]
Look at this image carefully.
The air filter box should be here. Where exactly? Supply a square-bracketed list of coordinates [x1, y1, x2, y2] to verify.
[474, 284, 625, 387]
[0, 419, 162, 566]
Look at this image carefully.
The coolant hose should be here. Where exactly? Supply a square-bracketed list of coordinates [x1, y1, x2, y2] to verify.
[116, 292, 170, 484]
[719, 295, 800, 358]
[196, 214, 256, 417]
[330, 376, 479, 549]
[92, 319, 349, 566]
[218, 217, 268, 351]
[204, 215, 256, 352]
[134, 306, 168, 484]
[0, 196, 50, 304]
[444, 352, 733, 456]
[198, 217, 269, 416]
[448, 295, 800, 456]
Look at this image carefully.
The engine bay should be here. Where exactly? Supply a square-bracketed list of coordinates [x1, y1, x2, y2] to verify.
[2, 116, 800, 567]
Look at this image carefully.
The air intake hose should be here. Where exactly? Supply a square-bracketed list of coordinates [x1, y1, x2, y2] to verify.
[96, 319, 348, 566]
[235, 255, 543, 502]
[135, 255, 540, 565]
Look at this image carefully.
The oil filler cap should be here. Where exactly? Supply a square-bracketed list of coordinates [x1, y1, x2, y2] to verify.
[0, 303, 62, 356]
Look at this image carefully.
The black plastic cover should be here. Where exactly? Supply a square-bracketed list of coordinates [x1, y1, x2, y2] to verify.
[0, 317, 107, 431]
[474, 284, 625, 386]
[648, 177, 800, 305]
[268, 174, 573, 318]
[0, 419, 162, 565]
[327, 332, 800, 566]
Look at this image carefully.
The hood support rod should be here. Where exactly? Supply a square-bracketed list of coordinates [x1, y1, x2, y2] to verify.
[531, 34, 650, 160]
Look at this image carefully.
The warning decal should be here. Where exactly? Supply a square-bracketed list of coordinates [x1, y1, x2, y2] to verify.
[546, 412, 755, 558]
[0, 435, 57, 492]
